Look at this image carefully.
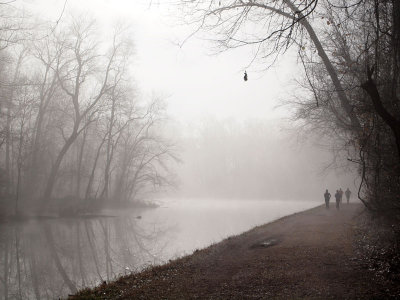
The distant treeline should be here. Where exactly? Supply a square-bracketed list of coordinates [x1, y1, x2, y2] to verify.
[176, 118, 352, 200]
[0, 10, 177, 215]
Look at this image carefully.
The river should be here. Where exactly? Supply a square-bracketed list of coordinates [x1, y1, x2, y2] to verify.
[0, 199, 318, 299]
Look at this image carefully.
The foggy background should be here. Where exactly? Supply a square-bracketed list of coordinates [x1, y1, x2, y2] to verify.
[25, 0, 354, 202]
[0, 1, 367, 299]
[0, 0, 357, 212]
[169, 117, 355, 201]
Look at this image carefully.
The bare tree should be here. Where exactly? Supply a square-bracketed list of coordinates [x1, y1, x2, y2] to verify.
[286, 0, 400, 218]
[26, 36, 60, 199]
[178, 0, 360, 129]
[2, 48, 25, 197]
[0, 4, 30, 52]
[113, 99, 178, 204]
[40, 18, 129, 207]
[179, 0, 400, 219]
[13, 75, 34, 215]
[0, 9, 178, 215]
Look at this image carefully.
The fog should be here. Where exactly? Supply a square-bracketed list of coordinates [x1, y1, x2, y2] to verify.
[0, 0, 361, 298]
[171, 118, 355, 201]
[0, 0, 357, 215]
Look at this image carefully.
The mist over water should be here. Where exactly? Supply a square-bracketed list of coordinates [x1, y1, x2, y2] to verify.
[0, 198, 317, 299]
[0, 1, 365, 299]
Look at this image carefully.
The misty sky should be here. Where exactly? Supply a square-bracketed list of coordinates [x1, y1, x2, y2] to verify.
[18, 0, 356, 199]
[25, 0, 300, 124]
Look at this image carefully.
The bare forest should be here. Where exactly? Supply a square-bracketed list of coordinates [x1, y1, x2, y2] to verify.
[0, 0, 398, 239]
[1, 0, 398, 221]
[176, 0, 400, 221]
[0, 8, 177, 216]
[1, 0, 400, 298]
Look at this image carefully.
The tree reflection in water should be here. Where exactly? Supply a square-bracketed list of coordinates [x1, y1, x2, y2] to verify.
[0, 215, 169, 299]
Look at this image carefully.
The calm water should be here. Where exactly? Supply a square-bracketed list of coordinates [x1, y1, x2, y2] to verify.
[0, 199, 317, 299]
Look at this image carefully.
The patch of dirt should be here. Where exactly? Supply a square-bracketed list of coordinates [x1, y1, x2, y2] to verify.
[70, 203, 393, 299]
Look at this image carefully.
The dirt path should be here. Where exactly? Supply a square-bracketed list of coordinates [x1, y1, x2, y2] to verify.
[72, 203, 384, 299]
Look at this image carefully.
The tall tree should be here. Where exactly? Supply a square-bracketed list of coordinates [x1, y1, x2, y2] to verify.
[41, 18, 130, 206]
[179, 0, 360, 129]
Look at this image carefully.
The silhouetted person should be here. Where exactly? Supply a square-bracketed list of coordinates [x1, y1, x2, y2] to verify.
[339, 188, 343, 203]
[335, 190, 341, 210]
[345, 188, 351, 204]
[324, 189, 331, 209]
[244, 71, 248, 81]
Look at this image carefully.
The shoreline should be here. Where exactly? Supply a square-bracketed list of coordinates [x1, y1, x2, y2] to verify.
[70, 203, 390, 299]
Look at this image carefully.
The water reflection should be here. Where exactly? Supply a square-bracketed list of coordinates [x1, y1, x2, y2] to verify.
[0, 199, 317, 299]
[0, 215, 169, 299]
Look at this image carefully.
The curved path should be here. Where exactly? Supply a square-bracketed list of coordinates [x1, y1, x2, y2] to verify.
[72, 203, 382, 299]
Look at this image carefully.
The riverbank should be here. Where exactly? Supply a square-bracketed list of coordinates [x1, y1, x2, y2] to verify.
[70, 203, 397, 299]
[0, 199, 158, 223]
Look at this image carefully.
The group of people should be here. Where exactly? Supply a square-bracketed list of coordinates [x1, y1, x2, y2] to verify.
[324, 188, 351, 209]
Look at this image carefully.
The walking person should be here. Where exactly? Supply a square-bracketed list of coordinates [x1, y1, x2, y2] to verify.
[335, 190, 341, 210]
[339, 188, 343, 204]
[324, 189, 331, 209]
[345, 188, 351, 204]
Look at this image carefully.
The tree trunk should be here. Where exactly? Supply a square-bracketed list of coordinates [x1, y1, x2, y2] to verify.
[100, 97, 116, 200]
[15, 138, 22, 216]
[5, 51, 25, 196]
[362, 75, 400, 160]
[112, 150, 130, 203]
[284, 0, 361, 131]
[29, 66, 57, 200]
[76, 128, 88, 199]
[85, 137, 106, 202]
[41, 130, 78, 208]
